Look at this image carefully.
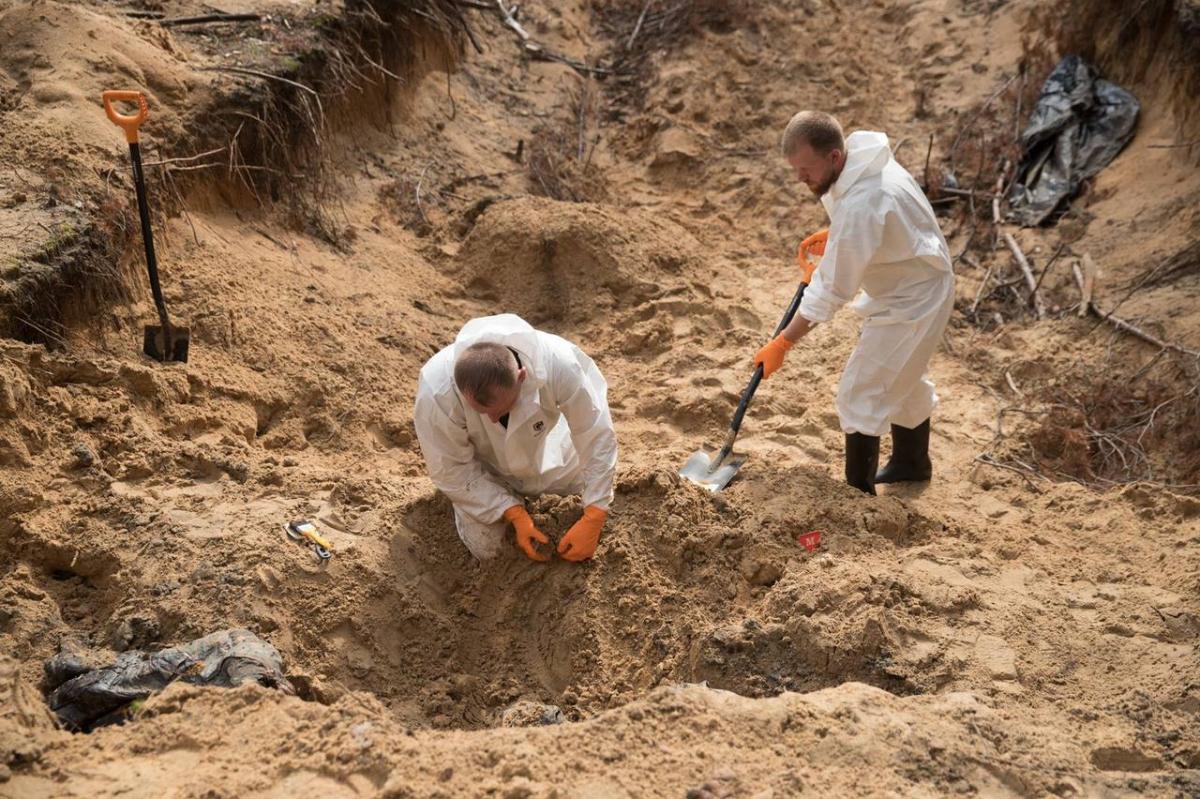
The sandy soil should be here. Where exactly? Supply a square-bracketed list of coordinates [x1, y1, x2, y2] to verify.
[1, 0, 1198, 797]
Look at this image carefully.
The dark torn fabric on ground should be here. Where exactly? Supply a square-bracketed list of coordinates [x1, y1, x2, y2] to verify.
[44, 629, 294, 730]
[1008, 55, 1140, 226]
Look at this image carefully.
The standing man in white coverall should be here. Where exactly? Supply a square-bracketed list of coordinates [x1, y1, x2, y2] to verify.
[753, 111, 955, 495]
[414, 314, 617, 562]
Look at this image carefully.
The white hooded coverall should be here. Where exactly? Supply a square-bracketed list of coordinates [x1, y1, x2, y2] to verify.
[799, 131, 956, 436]
[413, 314, 617, 559]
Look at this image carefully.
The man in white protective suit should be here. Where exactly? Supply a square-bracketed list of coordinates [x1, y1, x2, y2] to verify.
[753, 111, 955, 495]
[414, 314, 618, 562]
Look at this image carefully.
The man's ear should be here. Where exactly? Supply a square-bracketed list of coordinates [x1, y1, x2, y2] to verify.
[516, 367, 528, 385]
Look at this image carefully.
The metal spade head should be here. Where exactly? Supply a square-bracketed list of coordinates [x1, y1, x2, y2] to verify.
[678, 447, 746, 492]
[143, 325, 190, 363]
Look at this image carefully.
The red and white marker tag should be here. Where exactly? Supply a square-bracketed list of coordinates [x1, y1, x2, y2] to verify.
[797, 530, 822, 552]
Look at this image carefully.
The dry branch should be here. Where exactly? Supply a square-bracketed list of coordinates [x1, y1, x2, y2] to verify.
[992, 173, 1045, 319]
[142, 147, 228, 167]
[160, 13, 261, 27]
[970, 263, 995, 318]
[627, 0, 653, 49]
[493, 0, 612, 77]
[1078, 253, 1097, 318]
[494, 0, 530, 40]
[1000, 232, 1045, 319]
[1072, 260, 1200, 357]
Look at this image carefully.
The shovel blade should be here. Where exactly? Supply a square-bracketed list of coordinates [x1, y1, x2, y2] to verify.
[679, 448, 746, 492]
[143, 325, 190, 363]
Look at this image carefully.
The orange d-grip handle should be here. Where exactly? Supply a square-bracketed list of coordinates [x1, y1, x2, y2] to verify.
[797, 249, 817, 284]
[102, 90, 148, 144]
[796, 228, 828, 284]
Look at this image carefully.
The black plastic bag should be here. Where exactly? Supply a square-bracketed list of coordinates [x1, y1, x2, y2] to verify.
[44, 629, 294, 730]
[1008, 55, 1140, 226]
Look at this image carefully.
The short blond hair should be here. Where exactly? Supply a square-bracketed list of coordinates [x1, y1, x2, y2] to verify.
[780, 111, 844, 157]
[455, 342, 517, 405]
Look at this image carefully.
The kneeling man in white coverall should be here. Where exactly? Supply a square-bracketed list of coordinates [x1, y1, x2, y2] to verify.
[754, 111, 955, 495]
[414, 314, 617, 561]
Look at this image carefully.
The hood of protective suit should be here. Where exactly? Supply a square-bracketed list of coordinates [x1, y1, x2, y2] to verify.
[823, 131, 892, 213]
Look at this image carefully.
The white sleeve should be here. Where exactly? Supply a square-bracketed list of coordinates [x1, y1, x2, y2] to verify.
[799, 196, 887, 323]
[413, 385, 519, 522]
[551, 350, 617, 512]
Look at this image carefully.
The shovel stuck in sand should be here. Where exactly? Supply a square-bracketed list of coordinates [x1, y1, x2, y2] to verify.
[103, 90, 190, 363]
[680, 252, 818, 492]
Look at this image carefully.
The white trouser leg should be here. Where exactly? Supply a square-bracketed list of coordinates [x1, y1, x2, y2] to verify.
[837, 290, 953, 436]
[453, 506, 509, 561]
[889, 373, 938, 430]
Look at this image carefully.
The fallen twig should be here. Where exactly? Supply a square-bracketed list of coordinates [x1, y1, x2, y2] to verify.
[494, 0, 613, 78]
[627, 0, 653, 50]
[1030, 242, 1067, 297]
[940, 186, 996, 200]
[154, 162, 223, 173]
[495, 0, 530, 40]
[576, 80, 590, 161]
[161, 13, 261, 27]
[1000, 232, 1045, 319]
[1005, 370, 1023, 397]
[969, 264, 995, 317]
[142, 147, 227, 167]
[991, 169, 1005, 248]
[992, 172, 1045, 319]
[1077, 253, 1097, 318]
[973, 454, 1046, 490]
[527, 46, 613, 77]
[922, 133, 933, 189]
[415, 164, 432, 228]
[950, 72, 1019, 164]
[1072, 260, 1200, 357]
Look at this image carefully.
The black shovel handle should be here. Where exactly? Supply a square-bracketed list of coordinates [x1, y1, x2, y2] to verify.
[728, 281, 807, 435]
[104, 91, 174, 342]
[129, 142, 173, 339]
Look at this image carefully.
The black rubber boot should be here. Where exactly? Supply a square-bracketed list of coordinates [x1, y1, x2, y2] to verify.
[876, 418, 932, 484]
[845, 432, 879, 496]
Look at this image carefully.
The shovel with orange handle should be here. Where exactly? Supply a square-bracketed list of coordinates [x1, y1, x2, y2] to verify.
[678, 236, 823, 492]
[102, 90, 190, 362]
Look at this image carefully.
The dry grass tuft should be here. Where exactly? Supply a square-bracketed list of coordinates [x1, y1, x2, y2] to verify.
[526, 81, 608, 203]
[594, 0, 753, 106]
[989, 360, 1200, 492]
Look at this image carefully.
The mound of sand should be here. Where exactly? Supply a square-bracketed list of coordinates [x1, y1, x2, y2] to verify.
[455, 197, 709, 327]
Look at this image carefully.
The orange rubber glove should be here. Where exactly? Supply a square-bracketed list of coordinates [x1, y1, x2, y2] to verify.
[504, 505, 550, 562]
[753, 334, 794, 379]
[557, 506, 607, 562]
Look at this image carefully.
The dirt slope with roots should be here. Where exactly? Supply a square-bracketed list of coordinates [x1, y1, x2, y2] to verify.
[1, 0, 1199, 797]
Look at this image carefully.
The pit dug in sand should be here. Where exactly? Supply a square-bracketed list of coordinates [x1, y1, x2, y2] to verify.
[288, 465, 937, 730]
